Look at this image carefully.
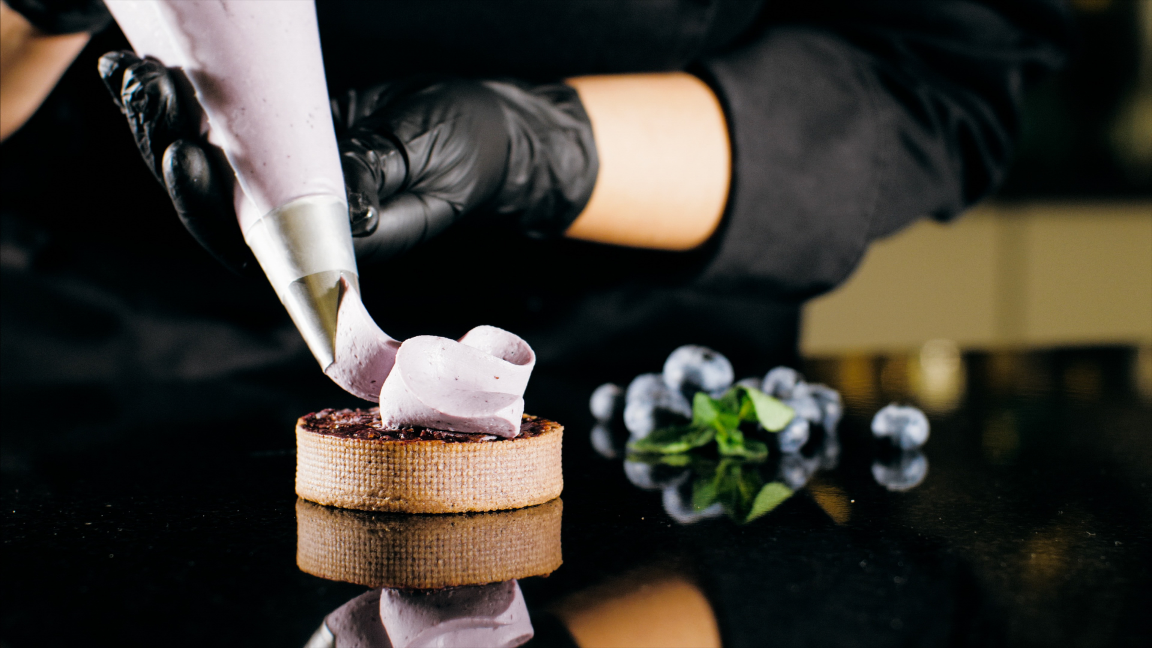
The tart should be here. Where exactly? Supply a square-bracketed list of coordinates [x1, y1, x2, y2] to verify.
[295, 408, 563, 513]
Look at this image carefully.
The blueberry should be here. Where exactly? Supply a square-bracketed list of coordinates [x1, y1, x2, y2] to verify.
[623, 374, 691, 438]
[624, 460, 690, 491]
[872, 450, 928, 491]
[777, 416, 810, 453]
[872, 404, 930, 449]
[626, 373, 668, 404]
[662, 482, 725, 524]
[590, 383, 623, 422]
[778, 452, 819, 490]
[662, 345, 734, 397]
[590, 423, 619, 459]
[623, 394, 691, 438]
[762, 366, 803, 399]
[735, 376, 763, 391]
[807, 383, 843, 433]
[785, 395, 823, 425]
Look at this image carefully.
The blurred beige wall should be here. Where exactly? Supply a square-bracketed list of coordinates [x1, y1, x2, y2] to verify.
[801, 202, 1152, 354]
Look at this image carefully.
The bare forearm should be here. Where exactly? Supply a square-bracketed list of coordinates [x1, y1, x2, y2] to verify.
[0, 1, 89, 141]
[564, 72, 730, 251]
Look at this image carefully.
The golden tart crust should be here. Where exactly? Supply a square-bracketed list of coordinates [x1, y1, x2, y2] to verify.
[295, 411, 563, 513]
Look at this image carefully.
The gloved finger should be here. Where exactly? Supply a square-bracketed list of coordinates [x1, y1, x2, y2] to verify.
[163, 139, 258, 277]
[342, 148, 381, 238]
[97, 50, 141, 112]
[120, 58, 197, 181]
[351, 193, 455, 266]
[340, 132, 408, 238]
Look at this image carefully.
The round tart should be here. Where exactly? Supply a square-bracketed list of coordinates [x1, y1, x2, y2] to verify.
[296, 497, 563, 588]
[295, 408, 563, 513]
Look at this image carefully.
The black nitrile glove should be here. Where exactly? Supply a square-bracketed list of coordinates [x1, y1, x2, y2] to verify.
[98, 50, 257, 275]
[98, 51, 599, 270]
[332, 78, 599, 263]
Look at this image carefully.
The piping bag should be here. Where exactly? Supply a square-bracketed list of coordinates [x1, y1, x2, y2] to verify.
[104, 1, 535, 432]
[105, 0, 399, 400]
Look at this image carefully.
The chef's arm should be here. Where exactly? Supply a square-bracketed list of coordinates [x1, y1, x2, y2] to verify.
[0, 0, 89, 141]
[564, 73, 730, 252]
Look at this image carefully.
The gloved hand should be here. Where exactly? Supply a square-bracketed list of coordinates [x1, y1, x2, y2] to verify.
[97, 51, 599, 272]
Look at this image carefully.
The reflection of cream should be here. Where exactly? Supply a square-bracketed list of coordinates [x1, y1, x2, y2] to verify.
[380, 581, 533, 648]
[316, 583, 533, 648]
[315, 589, 389, 648]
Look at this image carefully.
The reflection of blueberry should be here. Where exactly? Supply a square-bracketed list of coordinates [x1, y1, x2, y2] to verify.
[819, 433, 841, 471]
[778, 452, 819, 490]
[590, 383, 623, 422]
[590, 423, 619, 459]
[808, 383, 844, 433]
[872, 404, 930, 449]
[872, 450, 928, 491]
[762, 366, 803, 399]
[777, 417, 810, 453]
[663, 345, 734, 397]
[624, 460, 690, 491]
[662, 481, 725, 524]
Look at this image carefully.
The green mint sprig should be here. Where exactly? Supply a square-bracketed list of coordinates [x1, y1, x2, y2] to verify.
[628, 385, 795, 461]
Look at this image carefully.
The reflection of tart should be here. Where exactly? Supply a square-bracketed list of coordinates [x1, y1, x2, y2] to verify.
[296, 408, 563, 513]
[296, 497, 563, 589]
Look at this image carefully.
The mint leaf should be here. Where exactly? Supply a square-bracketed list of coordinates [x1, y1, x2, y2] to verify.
[746, 481, 794, 523]
[718, 388, 743, 414]
[692, 391, 720, 427]
[693, 392, 740, 432]
[740, 386, 795, 431]
[627, 424, 715, 455]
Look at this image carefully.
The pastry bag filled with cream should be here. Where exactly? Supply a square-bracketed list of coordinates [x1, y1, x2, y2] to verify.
[104, 0, 398, 397]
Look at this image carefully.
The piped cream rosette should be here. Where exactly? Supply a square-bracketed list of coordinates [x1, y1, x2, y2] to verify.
[378, 326, 536, 438]
[296, 498, 563, 589]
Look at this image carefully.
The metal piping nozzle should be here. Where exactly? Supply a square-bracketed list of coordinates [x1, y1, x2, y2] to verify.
[245, 195, 359, 369]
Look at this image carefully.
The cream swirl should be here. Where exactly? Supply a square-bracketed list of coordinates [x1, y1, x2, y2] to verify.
[324, 279, 535, 437]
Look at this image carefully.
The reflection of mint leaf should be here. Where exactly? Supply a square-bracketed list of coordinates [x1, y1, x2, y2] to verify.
[628, 425, 714, 455]
[692, 467, 721, 511]
[715, 459, 762, 521]
[718, 437, 769, 461]
[740, 386, 794, 431]
[746, 481, 794, 523]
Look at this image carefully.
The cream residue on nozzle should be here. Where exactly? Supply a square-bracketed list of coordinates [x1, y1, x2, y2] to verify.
[325, 280, 535, 437]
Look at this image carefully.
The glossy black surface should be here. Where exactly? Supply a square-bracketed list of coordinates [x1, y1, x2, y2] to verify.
[2, 346, 1150, 647]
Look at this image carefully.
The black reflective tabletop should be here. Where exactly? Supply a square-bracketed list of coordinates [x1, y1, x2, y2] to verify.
[2, 346, 1150, 647]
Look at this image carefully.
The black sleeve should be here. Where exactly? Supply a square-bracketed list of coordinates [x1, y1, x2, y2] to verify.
[693, 0, 1074, 299]
[4, 0, 111, 34]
